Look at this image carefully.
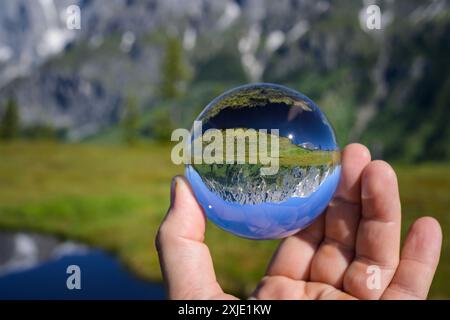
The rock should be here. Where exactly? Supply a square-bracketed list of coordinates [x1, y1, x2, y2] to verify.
[198, 163, 337, 205]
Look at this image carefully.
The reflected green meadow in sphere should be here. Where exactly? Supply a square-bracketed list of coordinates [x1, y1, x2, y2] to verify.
[186, 83, 341, 239]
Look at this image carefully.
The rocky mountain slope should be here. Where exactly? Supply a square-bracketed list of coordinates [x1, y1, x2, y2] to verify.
[0, 0, 449, 161]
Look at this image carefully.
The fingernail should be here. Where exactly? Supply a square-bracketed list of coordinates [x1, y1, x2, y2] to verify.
[170, 175, 184, 209]
[361, 174, 371, 199]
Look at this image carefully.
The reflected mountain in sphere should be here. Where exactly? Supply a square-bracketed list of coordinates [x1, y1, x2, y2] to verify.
[186, 83, 341, 239]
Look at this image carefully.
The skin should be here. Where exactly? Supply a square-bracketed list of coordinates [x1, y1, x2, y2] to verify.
[155, 144, 442, 300]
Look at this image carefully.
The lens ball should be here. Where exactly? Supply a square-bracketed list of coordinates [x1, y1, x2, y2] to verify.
[186, 83, 341, 239]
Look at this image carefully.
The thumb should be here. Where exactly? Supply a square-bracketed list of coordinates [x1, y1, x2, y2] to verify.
[156, 175, 223, 299]
[166, 175, 207, 241]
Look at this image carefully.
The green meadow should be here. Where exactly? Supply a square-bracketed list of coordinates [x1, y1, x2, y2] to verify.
[0, 142, 448, 298]
[191, 129, 340, 167]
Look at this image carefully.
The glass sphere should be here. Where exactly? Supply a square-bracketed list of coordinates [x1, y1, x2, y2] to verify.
[186, 83, 341, 239]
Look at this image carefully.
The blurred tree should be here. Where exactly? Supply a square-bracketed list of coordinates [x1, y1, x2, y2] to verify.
[23, 124, 57, 141]
[0, 98, 20, 141]
[195, 52, 246, 83]
[122, 96, 140, 145]
[149, 108, 176, 142]
[161, 37, 191, 99]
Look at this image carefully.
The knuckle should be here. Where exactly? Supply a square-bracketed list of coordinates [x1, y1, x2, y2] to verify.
[254, 276, 295, 299]
[155, 222, 172, 251]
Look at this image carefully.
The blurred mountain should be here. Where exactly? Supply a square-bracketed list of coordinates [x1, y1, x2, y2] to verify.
[0, 0, 74, 87]
[0, 0, 449, 161]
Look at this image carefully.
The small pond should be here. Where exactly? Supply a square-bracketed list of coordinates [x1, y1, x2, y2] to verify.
[0, 232, 166, 299]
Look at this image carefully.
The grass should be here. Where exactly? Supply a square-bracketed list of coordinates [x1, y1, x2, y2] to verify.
[192, 129, 340, 167]
[0, 142, 449, 298]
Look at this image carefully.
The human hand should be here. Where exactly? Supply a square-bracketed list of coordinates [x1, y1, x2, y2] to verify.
[156, 144, 442, 299]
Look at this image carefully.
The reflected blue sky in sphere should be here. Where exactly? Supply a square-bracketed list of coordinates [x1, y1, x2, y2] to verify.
[187, 165, 341, 239]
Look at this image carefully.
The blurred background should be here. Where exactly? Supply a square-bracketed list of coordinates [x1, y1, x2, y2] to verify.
[0, 0, 449, 299]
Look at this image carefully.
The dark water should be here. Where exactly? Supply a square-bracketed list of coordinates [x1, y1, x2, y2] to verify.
[0, 233, 165, 300]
